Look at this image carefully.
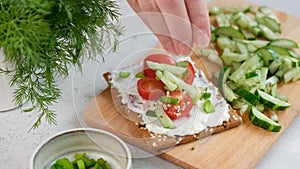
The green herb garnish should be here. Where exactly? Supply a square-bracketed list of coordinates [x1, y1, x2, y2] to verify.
[135, 71, 145, 78]
[0, 0, 122, 129]
[51, 152, 111, 169]
[160, 96, 179, 104]
[203, 100, 215, 114]
[200, 92, 211, 100]
[146, 110, 157, 117]
[119, 71, 131, 78]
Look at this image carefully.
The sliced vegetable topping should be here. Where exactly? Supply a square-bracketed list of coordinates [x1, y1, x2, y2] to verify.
[143, 54, 176, 77]
[250, 107, 281, 132]
[51, 153, 111, 169]
[119, 71, 131, 78]
[162, 91, 193, 120]
[137, 77, 166, 100]
[160, 96, 179, 105]
[156, 110, 177, 129]
[206, 4, 298, 132]
[203, 100, 215, 114]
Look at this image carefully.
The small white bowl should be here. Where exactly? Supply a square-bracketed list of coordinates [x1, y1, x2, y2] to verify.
[30, 128, 131, 169]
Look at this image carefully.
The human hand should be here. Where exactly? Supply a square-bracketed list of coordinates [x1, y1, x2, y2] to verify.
[127, 0, 211, 56]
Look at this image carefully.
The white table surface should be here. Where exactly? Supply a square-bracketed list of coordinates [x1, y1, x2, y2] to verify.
[1, 0, 300, 168]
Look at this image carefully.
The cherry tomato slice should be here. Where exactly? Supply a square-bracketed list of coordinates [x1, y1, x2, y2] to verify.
[162, 91, 193, 120]
[137, 77, 166, 100]
[143, 54, 176, 77]
[178, 61, 195, 85]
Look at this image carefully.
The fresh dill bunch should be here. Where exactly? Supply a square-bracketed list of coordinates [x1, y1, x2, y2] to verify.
[0, 0, 122, 129]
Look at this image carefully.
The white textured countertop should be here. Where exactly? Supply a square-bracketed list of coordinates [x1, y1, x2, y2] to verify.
[0, 0, 299, 168]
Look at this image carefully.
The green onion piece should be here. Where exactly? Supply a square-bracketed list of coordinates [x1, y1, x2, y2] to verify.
[97, 158, 111, 169]
[160, 96, 179, 104]
[119, 71, 131, 78]
[135, 71, 145, 78]
[200, 92, 211, 100]
[146, 110, 157, 117]
[74, 153, 86, 160]
[245, 71, 258, 79]
[94, 162, 100, 169]
[203, 100, 215, 113]
[77, 160, 85, 169]
[176, 61, 189, 67]
[54, 158, 74, 169]
[85, 159, 96, 168]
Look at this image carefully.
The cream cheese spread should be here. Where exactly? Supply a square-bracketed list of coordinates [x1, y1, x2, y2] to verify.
[110, 57, 230, 137]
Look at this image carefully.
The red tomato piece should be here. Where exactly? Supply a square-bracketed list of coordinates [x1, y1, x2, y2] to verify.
[162, 91, 193, 120]
[137, 77, 166, 100]
[143, 54, 176, 77]
[179, 61, 195, 84]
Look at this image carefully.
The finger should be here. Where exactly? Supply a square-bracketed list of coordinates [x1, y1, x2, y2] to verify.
[185, 0, 210, 47]
[156, 0, 193, 56]
[127, 0, 178, 55]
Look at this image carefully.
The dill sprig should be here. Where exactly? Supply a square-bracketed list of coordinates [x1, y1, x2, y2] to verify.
[0, 0, 122, 129]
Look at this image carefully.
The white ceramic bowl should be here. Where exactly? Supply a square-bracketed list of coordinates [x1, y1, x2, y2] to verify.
[30, 128, 131, 169]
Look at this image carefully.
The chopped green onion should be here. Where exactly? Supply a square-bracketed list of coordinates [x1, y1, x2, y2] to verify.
[176, 61, 189, 67]
[203, 100, 215, 113]
[160, 96, 179, 104]
[75, 153, 86, 160]
[135, 71, 145, 78]
[97, 158, 111, 169]
[146, 110, 157, 117]
[119, 71, 131, 78]
[53, 158, 74, 169]
[200, 92, 211, 100]
[51, 153, 111, 169]
[245, 70, 258, 79]
[77, 159, 85, 169]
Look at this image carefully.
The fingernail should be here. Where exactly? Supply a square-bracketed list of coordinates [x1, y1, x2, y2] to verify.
[195, 30, 210, 47]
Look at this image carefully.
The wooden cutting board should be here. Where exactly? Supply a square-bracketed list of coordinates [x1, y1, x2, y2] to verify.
[84, 0, 300, 168]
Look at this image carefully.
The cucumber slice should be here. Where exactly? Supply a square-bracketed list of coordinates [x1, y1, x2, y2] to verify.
[258, 67, 268, 91]
[234, 87, 259, 106]
[288, 50, 300, 59]
[250, 26, 263, 36]
[283, 67, 300, 83]
[264, 45, 292, 57]
[268, 38, 298, 49]
[147, 61, 187, 76]
[155, 70, 177, 92]
[241, 39, 269, 48]
[216, 36, 236, 51]
[216, 13, 230, 27]
[258, 24, 278, 40]
[214, 26, 245, 40]
[257, 89, 291, 110]
[249, 107, 281, 132]
[221, 48, 248, 65]
[163, 70, 201, 99]
[156, 110, 176, 129]
[241, 29, 256, 40]
[269, 58, 282, 75]
[255, 48, 279, 65]
[235, 41, 249, 53]
[261, 16, 281, 33]
[229, 53, 262, 83]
